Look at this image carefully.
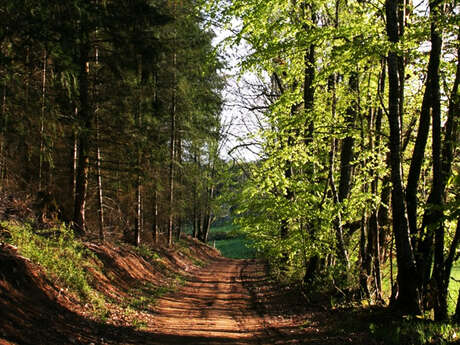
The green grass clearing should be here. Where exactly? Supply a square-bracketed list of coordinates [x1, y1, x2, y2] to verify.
[213, 238, 256, 259]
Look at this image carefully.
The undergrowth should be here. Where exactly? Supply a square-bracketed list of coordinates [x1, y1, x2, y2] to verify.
[2, 221, 106, 314]
[133, 244, 161, 261]
[369, 316, 460, 345]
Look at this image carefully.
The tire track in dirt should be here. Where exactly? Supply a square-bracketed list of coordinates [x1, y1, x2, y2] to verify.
[150, 257, 282, 344]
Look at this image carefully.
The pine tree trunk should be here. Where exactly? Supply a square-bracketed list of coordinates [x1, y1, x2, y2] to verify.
[72, 128, 78, 205]
[152, 189, 159, 244]
[135, 175, 141, 246]
[73, 41, 91, 236]
[96, 113, 104, 243]
[175, 135, 182, 241]
[0, 78, 8, 181]
[39, 49, 47, 191]
[168, 8, 177, 248]
[168, 85, 176, 248]
[192, 151, 199, 239]
[134, 56, 143, 247]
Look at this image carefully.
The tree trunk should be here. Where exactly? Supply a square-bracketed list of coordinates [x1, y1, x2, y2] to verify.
[96, 112, 104, 243]
[152, 189, 159, 244]
[192, 192, 198, 239]
[175, 133, 182, 241]
[385, 0, 420, 313]
[431, 35, 459, 320]
[134, 56, 143, 247]
[94, 42, 104, 243]
[370, 63, 387, 300]
[39, 49, 47, 191]
[200, 182, 214, 243]
[406, 0, 442, 242]
[73, 41, 91, 236]
[300, 7, 317, 277]
[135, 173, 142, 246]
[72, 127, 78, 205]
[192, 151, 200, 239]
[335, 72, 359, 268]
[168, 11, 177, 248]
[0, 78, 8, 181]
[167, 86, 176, 248]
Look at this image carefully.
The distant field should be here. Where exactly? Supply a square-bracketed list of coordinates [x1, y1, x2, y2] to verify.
[182, 221, 256, 259]
[213, 238, 256, 259]
[209, 222, 256, 259]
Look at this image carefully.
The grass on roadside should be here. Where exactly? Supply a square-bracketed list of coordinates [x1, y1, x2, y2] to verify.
[2, 221, 107, 314]
[369, 317, 460, 345]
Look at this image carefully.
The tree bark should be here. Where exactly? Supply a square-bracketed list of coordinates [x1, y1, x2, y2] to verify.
[0, 78, 8, 181]
[152, 189, 159, 244]
[431, 33, 459, 320]
[39, 48, 47, 191]
[168, 92, 175, 247]
[385, 0, 420, 313]
[175, 134, 182, 241]
[168, 6, 177, 248]
[367, 62, 386, 301]
[73, 40, 91, 236]
[405, 0, 442, 242]
[134, 56, 143, 247]
[96, 112, 104, 243]
[335, 72, 358, 268]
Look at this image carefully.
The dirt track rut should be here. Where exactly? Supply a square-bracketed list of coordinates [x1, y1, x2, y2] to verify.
[150, 257, 277, 344]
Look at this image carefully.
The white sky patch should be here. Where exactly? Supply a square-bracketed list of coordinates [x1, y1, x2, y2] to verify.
[212, 21, 267, 162]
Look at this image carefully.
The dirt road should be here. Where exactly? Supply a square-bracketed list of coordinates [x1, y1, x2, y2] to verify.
[146, 257, 372, 345]
[150, 257, 288, 344]
[1, 245, 371, 345]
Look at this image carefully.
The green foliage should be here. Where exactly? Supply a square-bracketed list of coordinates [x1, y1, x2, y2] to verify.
[449, 265, 460, 315]
[369, 317, 460, 345]
[3, 221, 106, 313]
[126, 282, 171, 310]
[4, 221, 93, 297]
[131, 318, 148, 330]
[133, 244, 161, 262]
[205, 0, 459, 317]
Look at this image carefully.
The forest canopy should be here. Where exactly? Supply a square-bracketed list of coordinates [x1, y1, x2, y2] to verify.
[205, 0, 460, 320]
[0, 0, 226, 246]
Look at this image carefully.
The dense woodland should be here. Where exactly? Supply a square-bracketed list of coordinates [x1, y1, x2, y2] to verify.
[0, 0, 226, 246]
[1, 0, 460, 333]
[207, 0, 460, 321]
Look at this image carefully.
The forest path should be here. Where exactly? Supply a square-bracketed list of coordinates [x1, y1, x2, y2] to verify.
[1, 246, 373, 345]
[149, 257, 279, 344]
[118, 256, 370, 345]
